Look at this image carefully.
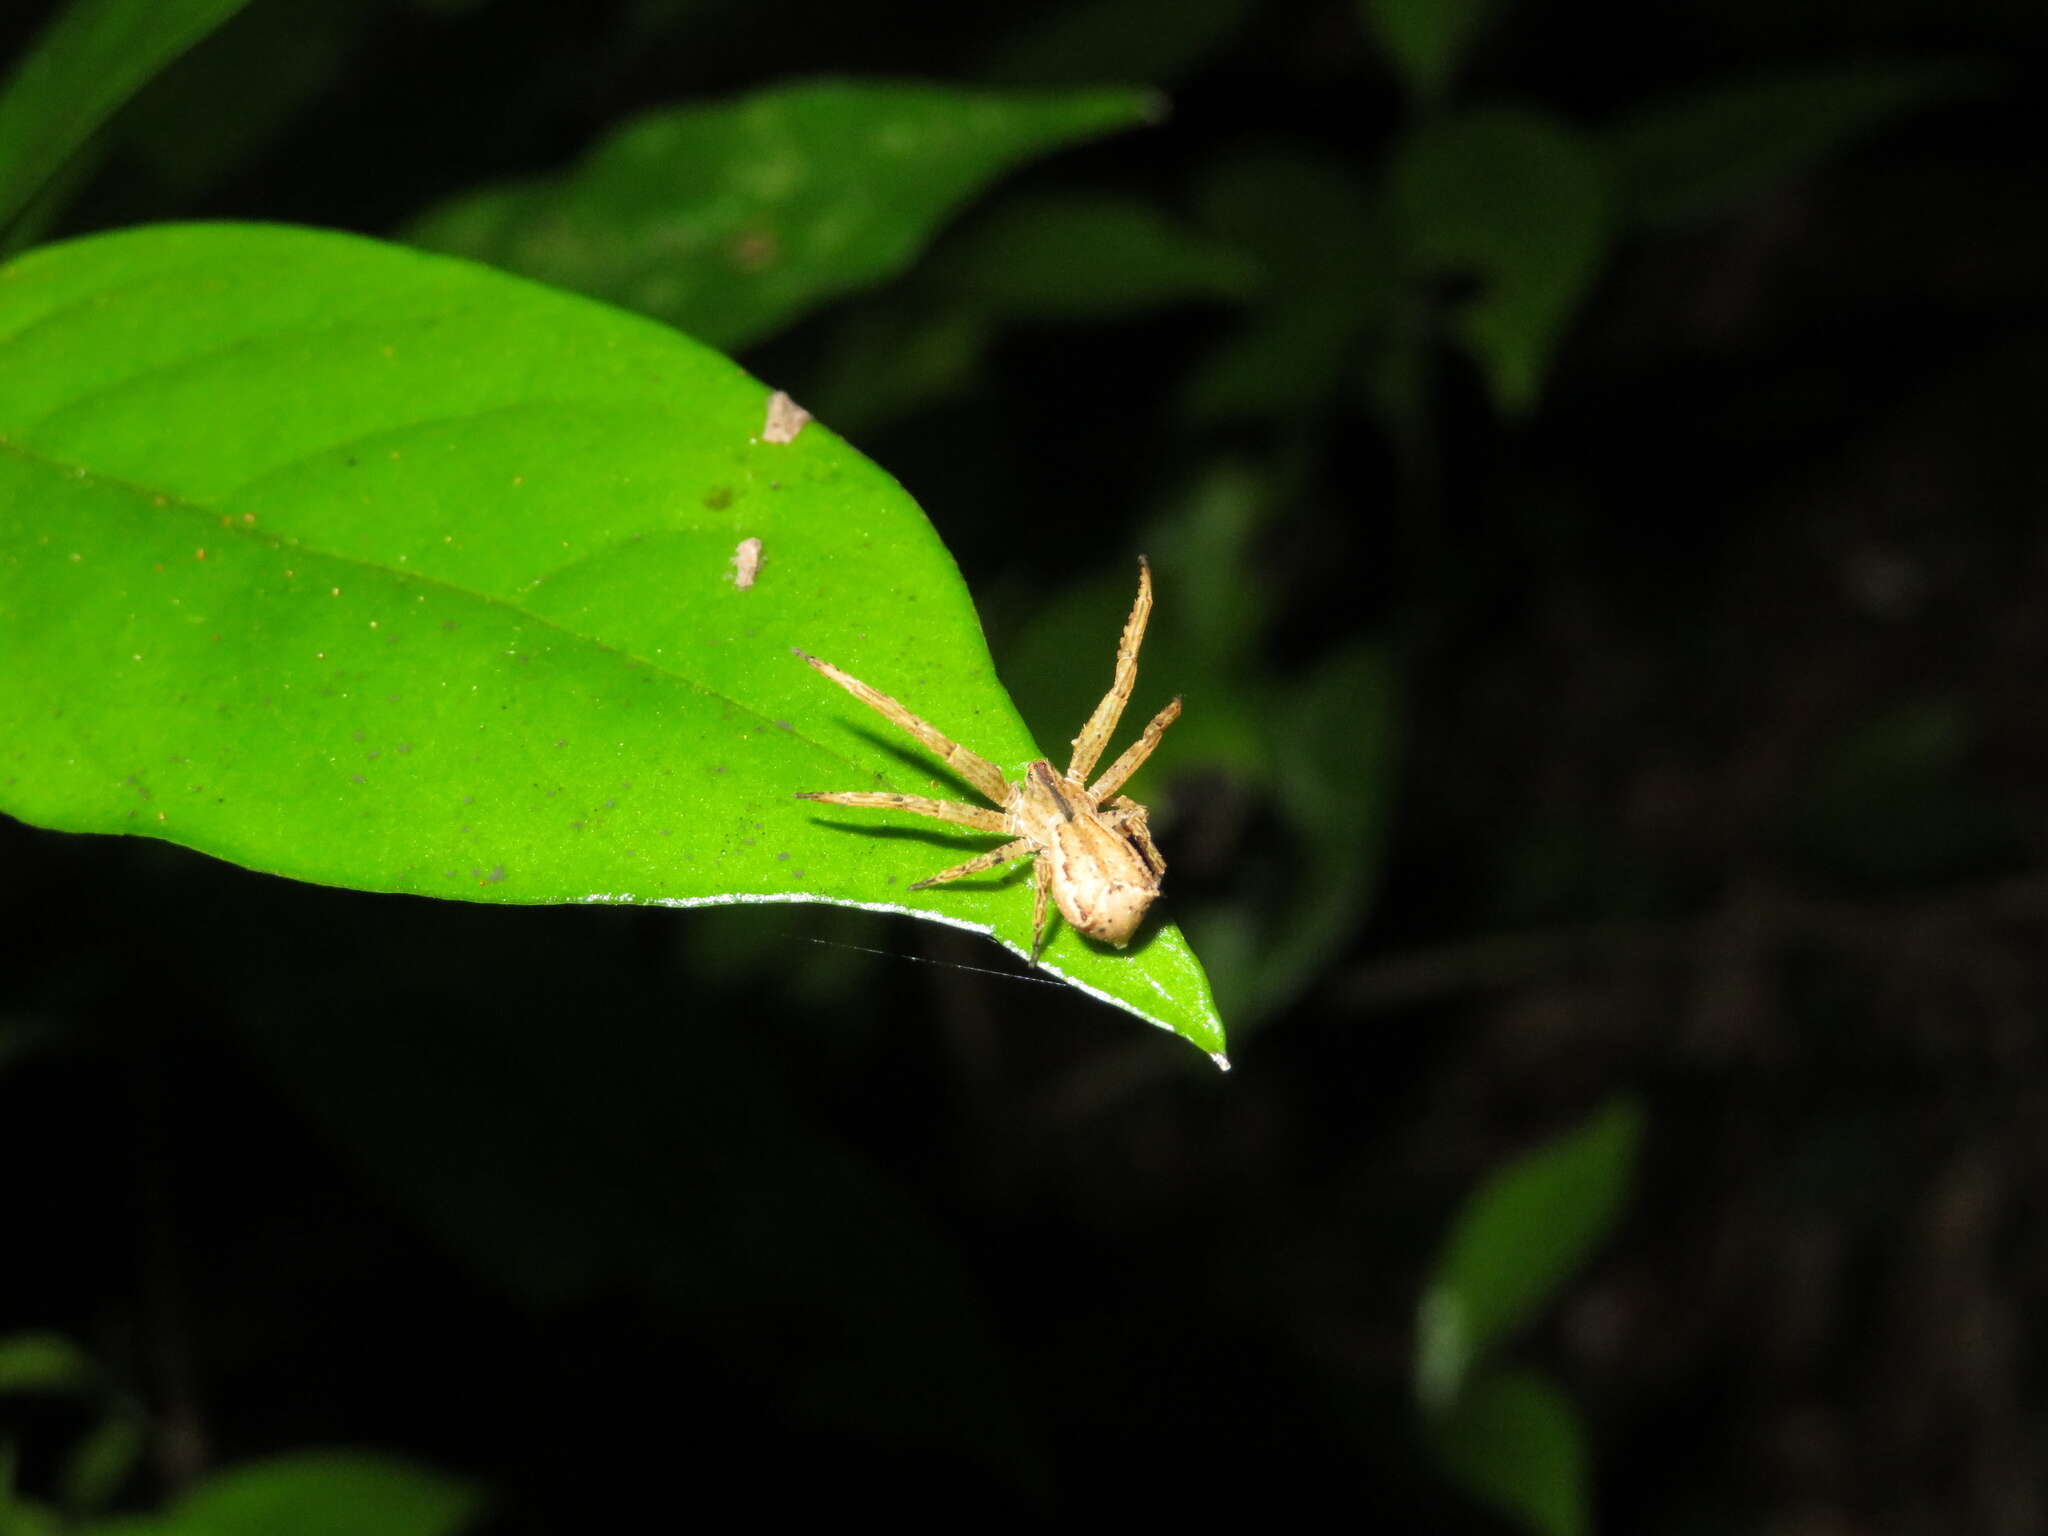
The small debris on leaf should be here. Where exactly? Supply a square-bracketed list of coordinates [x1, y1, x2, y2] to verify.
[730, 536, 763, 590]
[761, 390, 812, 444]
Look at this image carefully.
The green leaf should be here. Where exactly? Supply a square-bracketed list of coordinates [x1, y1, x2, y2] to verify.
[1416, 1096, 1640, 1412]
[1358, 0, 1496, 104]
[60, 1412, 143, 1516]
[1606, 62, 1986, 229]
[1431, 1369, 1591, 1536]
[930, 191, 1259, 319]
[79, 1451, 482, 1536]
[1258, 642, 1399, 1012]
[0, 0, 254, 232]
[0, 222, 1225, 1059]
[1389, 107, 1610, 414]
[0, 1332, 96, 1394]
[402, 80, 1160, 352]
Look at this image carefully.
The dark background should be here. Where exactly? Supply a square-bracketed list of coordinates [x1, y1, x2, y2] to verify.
[5, 0, 2048, 1529]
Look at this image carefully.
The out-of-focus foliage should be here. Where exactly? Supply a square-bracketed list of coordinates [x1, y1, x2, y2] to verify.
[1431, 1371, 1589, 1536]
[1416, 1100, 1640, 1536]
[404, 81, 1159, 350]
[0, 0, 249, 233]
[1390, 108, 1610, 414]
[1417, 1098, 1642, 1412]
[1358, 0, 1497, 105]
[81, 1453, 483, 1536]
[0, 1333, 96, 1394]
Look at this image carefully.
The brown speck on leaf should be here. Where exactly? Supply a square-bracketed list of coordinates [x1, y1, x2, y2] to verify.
[704, 486, 732, 510]
[731, 536, 763, 590]
[762, 390, 812, 443]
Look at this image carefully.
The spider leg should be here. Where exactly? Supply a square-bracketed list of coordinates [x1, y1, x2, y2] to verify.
[1030, 857, 1053, 962]
[908, 837, 1032, 889]
[1088, 695, 1182, 801]
[1066, 557, 1153, 783]
[1102, 795, 1167, 875]
[794, 791, 1007, 833]
[795, 650, 1011, 806]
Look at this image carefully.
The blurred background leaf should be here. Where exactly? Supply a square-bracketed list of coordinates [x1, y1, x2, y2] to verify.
[1430, 1369, 1590, 1536]
[0, 0, 251, 234]
[0, 1334, 96, 1396]
[1358, 0, 1497, 106]
[403, 81, 1160, 350]
[1389, 107, 1610, 414]
[80, 1452, 483, 1536]
[1416, 1097, 1642, 1414]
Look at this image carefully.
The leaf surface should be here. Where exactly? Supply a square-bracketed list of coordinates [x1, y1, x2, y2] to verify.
[0, 223, 1224, 1059]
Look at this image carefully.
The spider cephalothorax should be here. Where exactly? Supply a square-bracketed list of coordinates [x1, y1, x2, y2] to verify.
[795, 558, 1181, 958]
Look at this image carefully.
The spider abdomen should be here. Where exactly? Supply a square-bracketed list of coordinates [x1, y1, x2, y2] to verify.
[1011, 763, 1165, 948]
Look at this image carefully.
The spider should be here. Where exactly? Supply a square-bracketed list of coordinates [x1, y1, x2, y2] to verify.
[795, 557, 1182, 959]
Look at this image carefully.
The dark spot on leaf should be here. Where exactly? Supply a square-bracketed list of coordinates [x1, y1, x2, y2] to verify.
[703, 486, 733, 509]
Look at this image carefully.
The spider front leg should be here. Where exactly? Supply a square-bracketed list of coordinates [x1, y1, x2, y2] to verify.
[793, 791, 1007, 833]
[794, 650, 1012, 807]
[1067, 557, 1154, 784]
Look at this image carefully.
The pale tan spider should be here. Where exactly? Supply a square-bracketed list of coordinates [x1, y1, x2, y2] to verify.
[795, 557, 1182, 959]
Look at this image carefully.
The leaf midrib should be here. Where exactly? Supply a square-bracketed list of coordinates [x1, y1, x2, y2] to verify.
[1, 433, 875, 778]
